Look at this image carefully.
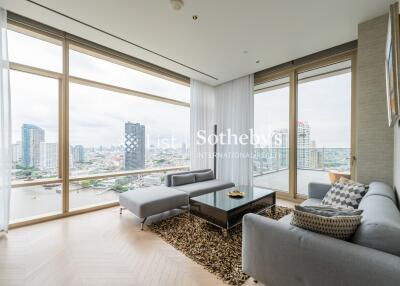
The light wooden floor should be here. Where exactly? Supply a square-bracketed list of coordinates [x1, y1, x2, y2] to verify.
[0, 200, 294, 286]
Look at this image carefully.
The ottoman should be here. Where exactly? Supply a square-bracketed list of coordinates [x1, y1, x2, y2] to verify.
[119, 186, 188, 229]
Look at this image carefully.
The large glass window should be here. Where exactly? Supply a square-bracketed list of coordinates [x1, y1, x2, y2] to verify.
[69, 83, 190, 177]
[7, 23, 190, 225]
[8, 28, 62, 72]
[297, 61, 352, 195]
[10, 184, 62, 222]
[8, 27, 62, 223]
[253, 59, 353, 199]
[10, 70, 59, 181]
[69, 47, 190, 103]
[254, 77, 290, 193]
[68, 47, 190, 209]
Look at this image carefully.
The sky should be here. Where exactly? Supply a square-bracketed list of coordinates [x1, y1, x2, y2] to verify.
[254, 72, 352, 148]
[8, 29, 190, 148]
[8, 28, 351, 150]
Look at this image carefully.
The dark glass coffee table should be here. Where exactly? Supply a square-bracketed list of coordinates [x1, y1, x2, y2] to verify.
[189, 185, 276, 235]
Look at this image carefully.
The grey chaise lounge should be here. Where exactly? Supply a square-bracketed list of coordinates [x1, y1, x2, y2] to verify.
[119, 169, 234, 229]
[119, 185, 188, 230]
[242, 181, 400, 286]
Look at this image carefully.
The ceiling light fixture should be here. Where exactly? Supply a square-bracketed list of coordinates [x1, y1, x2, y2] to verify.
[170, 0, 184, 10]
[192, 15, 198, 20]
[256, 60, 260, 63]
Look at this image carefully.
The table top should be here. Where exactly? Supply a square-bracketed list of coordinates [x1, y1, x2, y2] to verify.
[189, 185, 275, 212]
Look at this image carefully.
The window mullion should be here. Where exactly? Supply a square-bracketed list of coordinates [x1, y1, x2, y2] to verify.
[61, 39, 70, 214]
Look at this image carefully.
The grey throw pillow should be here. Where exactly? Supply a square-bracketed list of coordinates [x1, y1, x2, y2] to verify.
[171, 173, 195, 186]
[194, 170, 214, 182]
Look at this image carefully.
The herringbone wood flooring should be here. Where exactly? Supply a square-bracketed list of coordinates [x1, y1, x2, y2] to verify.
[0, 200, 294, 286]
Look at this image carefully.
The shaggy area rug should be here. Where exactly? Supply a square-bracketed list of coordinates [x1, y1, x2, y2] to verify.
[148, 206, 292, 286]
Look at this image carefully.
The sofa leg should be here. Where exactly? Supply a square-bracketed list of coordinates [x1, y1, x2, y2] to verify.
[253, 278, 258, 283]
[140, 217, 147, 230]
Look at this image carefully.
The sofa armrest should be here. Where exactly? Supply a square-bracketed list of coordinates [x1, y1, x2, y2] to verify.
[242, 214, 400, 286]
[308, 182, 331, 199]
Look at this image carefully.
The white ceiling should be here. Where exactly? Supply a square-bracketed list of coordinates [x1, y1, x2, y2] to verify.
[0, 0, 393, 85]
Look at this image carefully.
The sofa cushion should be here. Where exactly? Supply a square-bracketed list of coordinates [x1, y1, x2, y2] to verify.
[171, 173, 195, 186]
[363, 181, 397, 203]
[165, 169, 211, 187]
[173, 179, 235, 197]
[194, 170, 214, 182]
[119, 186, 188, 218]
[352, 194, 400, 256]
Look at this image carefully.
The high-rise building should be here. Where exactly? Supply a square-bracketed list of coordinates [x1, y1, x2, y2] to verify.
[124, 122, 145, 170]
[40, 142, 58, 170]
[297, 121, 311, 169]
[72, 145, 85, 163]
[69, 146, 74, 169]
[12, 142, 22, 164]
[21, 124, 45, 168]
[181, 142, 187, 155]
[271, 128, 289, 169]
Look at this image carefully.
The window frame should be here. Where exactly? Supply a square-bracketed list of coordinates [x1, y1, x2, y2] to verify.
[8, 20, 190, 228]
[253, 75, 291, 194]
[253, 51, 357, 202]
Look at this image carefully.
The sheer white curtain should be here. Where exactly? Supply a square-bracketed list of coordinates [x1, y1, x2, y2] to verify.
[0, 8, 11, 232]
[215, 75, 254, 186]
[190, 79, 215, 171]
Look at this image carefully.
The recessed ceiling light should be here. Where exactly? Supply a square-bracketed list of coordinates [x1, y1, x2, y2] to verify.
[170, 0, 184, 10]
[243, 50, 248, 54]
[256, 60, 260, 63]
[192, 15, 199, 20]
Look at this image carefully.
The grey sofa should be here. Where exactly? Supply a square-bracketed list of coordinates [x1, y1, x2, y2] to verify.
[120, 169, 234, 229]
[242, 181, 400, 286]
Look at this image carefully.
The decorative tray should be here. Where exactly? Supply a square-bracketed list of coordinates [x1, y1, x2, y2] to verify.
[228, 190, 245, 198]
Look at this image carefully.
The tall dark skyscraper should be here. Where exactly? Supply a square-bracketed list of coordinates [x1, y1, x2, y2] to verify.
[124, 122, 145, 170]
[21, 124, 45, 168]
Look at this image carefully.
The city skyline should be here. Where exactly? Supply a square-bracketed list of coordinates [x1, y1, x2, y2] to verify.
[254, 122, 351, 174]
[12, 121, 190, 181]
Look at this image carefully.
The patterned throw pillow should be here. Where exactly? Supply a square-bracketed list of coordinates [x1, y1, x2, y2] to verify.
[321, 181, 368, 209]
[295, 205, 363, 217]
[291, 209, 362, 240]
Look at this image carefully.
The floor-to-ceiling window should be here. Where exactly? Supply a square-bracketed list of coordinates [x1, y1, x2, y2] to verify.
[8, 21, 190, 225]
[68, 47, 190, 210]
[254, 56, 354, 200]
[8, 26, 63, 222]
[254, 77, 290, 193]
[296, 61, 352, 196]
